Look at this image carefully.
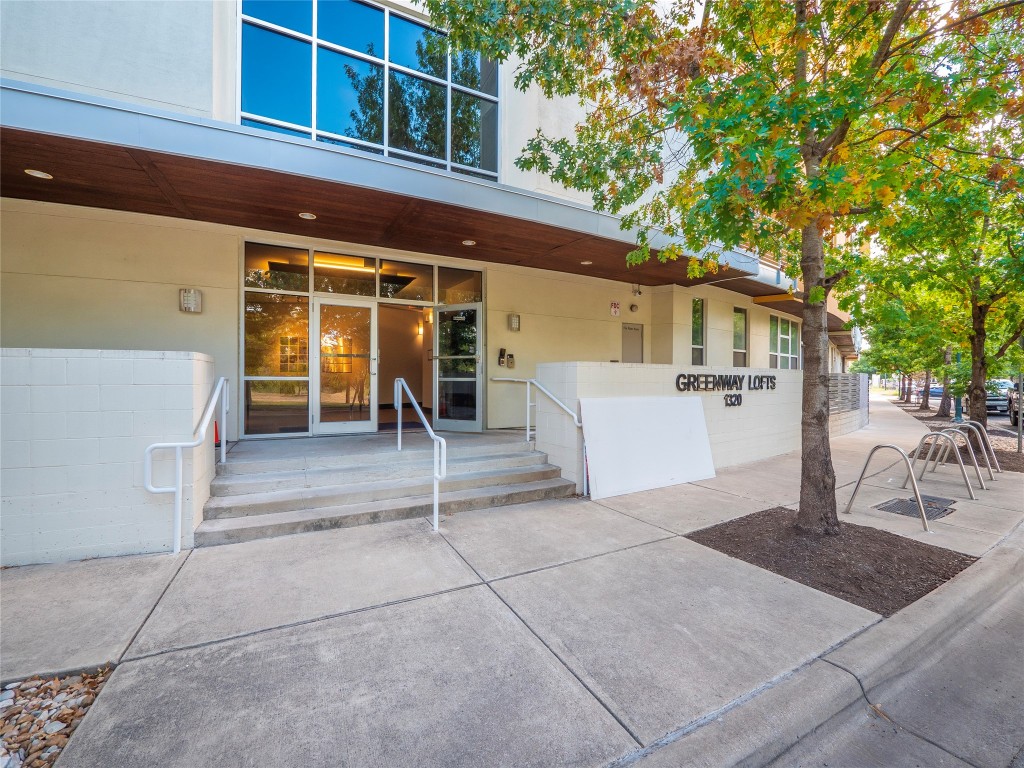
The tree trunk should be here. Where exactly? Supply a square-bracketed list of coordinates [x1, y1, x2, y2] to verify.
[968, 302, 989, 429]
[919, 370, 932, 410]
[937, 347, 952, 417]
[796, 219, 839, 535]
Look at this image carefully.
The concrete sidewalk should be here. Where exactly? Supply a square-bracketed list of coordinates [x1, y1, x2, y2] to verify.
[3, 395, 1022, 767]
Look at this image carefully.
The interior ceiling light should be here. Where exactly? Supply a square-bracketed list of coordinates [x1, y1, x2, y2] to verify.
[298, 212, 317, 220]
[24, 169, 53, 179]
[580, 260, 593, 265]
[461, 239, 476, 246]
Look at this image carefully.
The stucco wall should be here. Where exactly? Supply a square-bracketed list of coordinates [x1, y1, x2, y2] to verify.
[533, 363, 804, 491]
[0, 349, 216, 566]
[0, 0, 218, 118]
[0, 199, 241, 439]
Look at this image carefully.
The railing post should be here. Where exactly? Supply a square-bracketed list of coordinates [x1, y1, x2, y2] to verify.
[525, 381, 532, 442]
[173, 447, 183, 555]
[396, 378, 403, 452]
[219, 385, 228, 465]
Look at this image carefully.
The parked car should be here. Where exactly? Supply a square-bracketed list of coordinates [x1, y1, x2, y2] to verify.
[916, 385, 945, 399]
[983, 380, 1011, 415]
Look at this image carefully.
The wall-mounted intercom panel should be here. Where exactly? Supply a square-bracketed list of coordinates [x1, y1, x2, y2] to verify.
[506, 353, 515, 369]
[498, 348, 507, 366]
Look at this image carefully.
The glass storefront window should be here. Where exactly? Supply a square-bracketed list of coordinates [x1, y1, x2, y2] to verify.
[438, 267, 482, 304]
[244, 292, 310, 376]
[770, 315, 800, 370]
[380, 260, 433, 301]
[314, 253, 377, 295]
[244, 380, 309, 434]
[244, 243, 310, 292]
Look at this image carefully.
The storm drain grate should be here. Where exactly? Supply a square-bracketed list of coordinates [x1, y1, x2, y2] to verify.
[875, 495, 956, 521]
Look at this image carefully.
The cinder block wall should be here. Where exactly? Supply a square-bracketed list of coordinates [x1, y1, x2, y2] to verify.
[1, 348, 216, 566]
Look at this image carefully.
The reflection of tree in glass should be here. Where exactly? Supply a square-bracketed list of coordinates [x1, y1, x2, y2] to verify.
[334, 37, 491, 167]
[244, 295, 309, 377]
[439, 310, 478, 375]
[342, 45, 384, 144]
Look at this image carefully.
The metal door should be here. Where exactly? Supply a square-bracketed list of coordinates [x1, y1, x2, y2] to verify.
[433, 303, 483, 432]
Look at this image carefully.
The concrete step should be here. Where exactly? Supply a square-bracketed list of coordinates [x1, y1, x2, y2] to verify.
[203, 463, 565, 520]
[217, 438, 535, 476]
[210, 450, 548, 497]
[194, 477, 578, 547]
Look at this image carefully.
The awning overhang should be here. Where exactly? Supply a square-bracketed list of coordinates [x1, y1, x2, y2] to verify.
[1, 80, 763, 287]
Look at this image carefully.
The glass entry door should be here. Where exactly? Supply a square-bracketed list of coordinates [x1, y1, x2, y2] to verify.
[312, 299, 377, 434]
[434, 303, 483, 432]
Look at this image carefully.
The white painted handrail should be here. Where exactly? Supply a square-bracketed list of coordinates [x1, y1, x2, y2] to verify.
[144, 377, 229, 554]
[490, 377, 587, 496]
[394, 378, 446, 532]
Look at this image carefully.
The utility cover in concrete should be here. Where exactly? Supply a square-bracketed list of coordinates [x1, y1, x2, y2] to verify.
[580, 397, 714, 500]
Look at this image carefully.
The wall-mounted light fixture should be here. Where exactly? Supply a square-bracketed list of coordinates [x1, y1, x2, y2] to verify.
[417, 320, 424, 336]
[179, 288, 203, 313]
[508, 313, 521, 332]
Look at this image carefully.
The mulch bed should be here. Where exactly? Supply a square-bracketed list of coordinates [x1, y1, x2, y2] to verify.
[893, 400, 1024, 474]
[687, 508, 977, 617]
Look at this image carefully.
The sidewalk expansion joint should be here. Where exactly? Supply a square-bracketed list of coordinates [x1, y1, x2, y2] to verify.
[119, 549, 192, 664]
[119, 581, 486, 665]
[821, 657, 983, 768]
[589, 500, 681, 537]
[434, 527, 646, 749]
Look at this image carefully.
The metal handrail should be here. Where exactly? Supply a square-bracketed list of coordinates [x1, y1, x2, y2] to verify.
[394, 378, 446, 532]
[144, 376, 229, 554]
[490, 377, 587, 496]
[844, 444, 930, 532]
[902, 431, 977, 500]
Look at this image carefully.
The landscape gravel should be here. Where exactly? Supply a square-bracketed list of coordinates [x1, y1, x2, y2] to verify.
[0, 668, 108, 768]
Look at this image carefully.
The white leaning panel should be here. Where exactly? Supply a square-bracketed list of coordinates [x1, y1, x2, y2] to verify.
[580, 396, 715, 500]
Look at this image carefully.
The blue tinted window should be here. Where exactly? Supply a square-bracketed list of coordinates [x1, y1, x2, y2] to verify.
[242, 118, 312, 138]
[317, 48, 383, 144]
[318, 0, 383, 56]
[388, 71, 446, 160]
[242, 0, 312, 34]
[242, 23, 312, 127]
[389, 15, 446, 79]
[451, 92, 497, 172]
[451, 51, 498, 96]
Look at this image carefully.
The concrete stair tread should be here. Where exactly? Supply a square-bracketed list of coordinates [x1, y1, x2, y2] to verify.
[210, 450, 547, 496]
[194, 477, 577, 546]
[217, 439, 536, 476]
[204, 463, 563, 517]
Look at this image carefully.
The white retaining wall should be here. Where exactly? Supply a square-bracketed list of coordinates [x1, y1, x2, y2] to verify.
[533, 362, 805, 492]
[1, 348, 216, 566]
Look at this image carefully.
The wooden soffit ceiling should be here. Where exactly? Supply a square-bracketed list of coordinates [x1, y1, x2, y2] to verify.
[1, 127, 756, 289]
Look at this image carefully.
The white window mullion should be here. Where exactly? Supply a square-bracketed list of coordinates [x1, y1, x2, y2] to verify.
[383, 7, 390, 159]
[311, 0, 318, 136]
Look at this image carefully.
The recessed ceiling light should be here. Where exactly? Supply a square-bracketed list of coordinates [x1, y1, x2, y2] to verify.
[25, 169, 53, 179]
[462, 239, 476, 246]
[580, 260, 593, 265]
[298, 212, 317, 220]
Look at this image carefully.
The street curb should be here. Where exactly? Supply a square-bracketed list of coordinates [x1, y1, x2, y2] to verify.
[626, 518, 1024, 767]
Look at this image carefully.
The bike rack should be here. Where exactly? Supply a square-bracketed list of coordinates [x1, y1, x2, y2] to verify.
[933, 430, 987, 489]
[933, 425, 991, 486]
[902, 431, 977, 500]
[951, 421, 1000, 475]
[843, 444, 930, 532]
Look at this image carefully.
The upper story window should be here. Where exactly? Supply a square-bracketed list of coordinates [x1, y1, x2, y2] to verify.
[732, 307, 748, 367]
[240, 0, 499, 179]
[770, 315, 801, 369]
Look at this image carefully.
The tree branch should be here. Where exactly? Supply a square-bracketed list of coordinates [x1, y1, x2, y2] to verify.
[887, 0, 1024, 57]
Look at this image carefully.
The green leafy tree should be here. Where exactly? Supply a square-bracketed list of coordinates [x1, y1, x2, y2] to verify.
[425, 0, 1023, 534]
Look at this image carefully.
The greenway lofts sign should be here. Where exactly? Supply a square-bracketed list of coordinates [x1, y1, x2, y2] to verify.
[675, 372, 778, 407]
